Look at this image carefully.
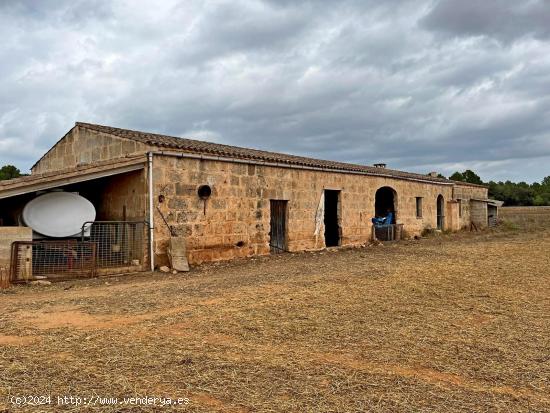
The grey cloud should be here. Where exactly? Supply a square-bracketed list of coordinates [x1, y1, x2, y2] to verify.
[422, 0, 550, 43]
[1, 0, 549, 183]
[0, 0, 113, 23]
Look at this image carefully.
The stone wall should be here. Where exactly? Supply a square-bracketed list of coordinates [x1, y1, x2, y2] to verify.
[446, 201, 460, 232]
[32, 126, 149, 174]
[28, 126, 489, 267]
[95, 170, 148, 221]
[152, 155, 456, 265]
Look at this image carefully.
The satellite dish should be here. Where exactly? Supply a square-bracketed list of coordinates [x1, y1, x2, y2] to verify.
[22, 192, 96, 238]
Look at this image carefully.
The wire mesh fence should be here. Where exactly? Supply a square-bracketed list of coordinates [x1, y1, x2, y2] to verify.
[82, 221, 148, 270]
[8, 221, 149, 283]
[10, 240, 96, 282]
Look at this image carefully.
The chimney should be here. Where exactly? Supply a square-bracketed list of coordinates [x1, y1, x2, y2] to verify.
[428, 171, 439, 177]
[373, 163, 387, 168]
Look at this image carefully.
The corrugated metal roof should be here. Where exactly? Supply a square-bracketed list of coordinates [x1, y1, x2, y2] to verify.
[75, 122, 463, 185]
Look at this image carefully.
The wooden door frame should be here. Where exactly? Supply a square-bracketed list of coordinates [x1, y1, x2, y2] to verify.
[269, 199, 288, 253]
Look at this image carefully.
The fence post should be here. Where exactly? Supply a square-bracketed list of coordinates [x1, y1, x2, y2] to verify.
[0, 266, 9, 289]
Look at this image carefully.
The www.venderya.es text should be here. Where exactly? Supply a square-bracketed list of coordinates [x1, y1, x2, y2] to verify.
[9, 395, 190, 407]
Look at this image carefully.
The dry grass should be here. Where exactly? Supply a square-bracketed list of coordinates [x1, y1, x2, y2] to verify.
[500, 206, 550, 230]
[1, 228, 549, 412]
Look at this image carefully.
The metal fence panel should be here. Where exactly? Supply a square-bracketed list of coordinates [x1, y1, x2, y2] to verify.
[10, 240, 96, 282]
[82, 221, 148, 269]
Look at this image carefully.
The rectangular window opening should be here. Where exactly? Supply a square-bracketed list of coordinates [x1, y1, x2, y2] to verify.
[415, 197, 423, 218]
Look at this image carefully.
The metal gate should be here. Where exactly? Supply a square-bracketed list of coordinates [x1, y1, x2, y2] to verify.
[269, 200, 287, 253]
[82, 221, 149, 269]
[10, 240, 96, 282]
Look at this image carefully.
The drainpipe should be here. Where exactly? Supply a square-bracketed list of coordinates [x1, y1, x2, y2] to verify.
[147, 152, 155, 272]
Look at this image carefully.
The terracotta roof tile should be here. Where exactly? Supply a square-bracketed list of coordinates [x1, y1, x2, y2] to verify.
[75, 122, 460, 185]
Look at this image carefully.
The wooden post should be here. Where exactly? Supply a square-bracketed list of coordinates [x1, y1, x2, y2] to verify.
[0, 266, 9, 289]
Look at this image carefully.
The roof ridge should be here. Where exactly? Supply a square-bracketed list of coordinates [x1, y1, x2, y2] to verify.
[75, 122, 462, 185]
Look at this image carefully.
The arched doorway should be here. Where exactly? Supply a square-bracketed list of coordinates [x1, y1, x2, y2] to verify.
[436, 195, 445, 230]
[374, 186, 397, 223]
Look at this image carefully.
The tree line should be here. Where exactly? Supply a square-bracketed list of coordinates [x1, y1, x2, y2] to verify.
[0, 165, 24, 181]
[0, 164, 548, 206]
[449, 169, 550, 206]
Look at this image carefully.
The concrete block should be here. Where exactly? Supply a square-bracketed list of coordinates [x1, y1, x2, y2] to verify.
[0, 227, 32, 269]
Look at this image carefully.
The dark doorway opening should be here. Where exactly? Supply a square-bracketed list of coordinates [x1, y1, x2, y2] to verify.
[269, 200, 287, 253]
[488, 204, 498, 227]
[324, 190, 341, 247]
[437, 195, 445, 230]
[374, 186, 397, 222]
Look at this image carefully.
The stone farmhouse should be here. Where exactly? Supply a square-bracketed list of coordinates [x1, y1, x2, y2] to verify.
[0, 122, 494, 280]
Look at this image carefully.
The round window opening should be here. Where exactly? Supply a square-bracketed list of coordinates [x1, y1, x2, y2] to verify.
[198, 185, 212, 199]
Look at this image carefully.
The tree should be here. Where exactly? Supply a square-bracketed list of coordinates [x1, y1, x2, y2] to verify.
[453, 171, 550, 206]
[449, 169, 483, 185]
[461, 169, 483, 185]
[0, 165, 22, 181]
[449, 171, 465, 182]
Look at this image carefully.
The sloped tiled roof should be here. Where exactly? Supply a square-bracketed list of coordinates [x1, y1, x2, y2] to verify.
[75, 122, 461, 185]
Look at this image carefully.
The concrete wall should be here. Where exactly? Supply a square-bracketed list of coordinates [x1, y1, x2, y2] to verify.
[453, 184, 489, 229]
[32, 126, 149, 174]
[0, 227, 32, 272]
[152, 156, 456, 265]
[470, 201, 488, 228]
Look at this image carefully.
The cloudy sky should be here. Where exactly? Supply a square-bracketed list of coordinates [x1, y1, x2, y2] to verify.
[1, 0, 549, 182]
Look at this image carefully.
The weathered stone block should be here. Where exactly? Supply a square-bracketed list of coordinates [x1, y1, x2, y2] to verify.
[176, 183, 196, 196]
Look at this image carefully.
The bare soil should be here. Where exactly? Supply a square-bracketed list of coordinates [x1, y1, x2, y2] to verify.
[1, 228, 549, 412]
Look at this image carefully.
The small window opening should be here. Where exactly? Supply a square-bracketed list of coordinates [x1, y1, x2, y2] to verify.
[416, 197, 423, 218]
[457, 199, 462, 217]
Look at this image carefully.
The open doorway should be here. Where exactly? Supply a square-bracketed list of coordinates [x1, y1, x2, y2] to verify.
[269, 200, 287, 253]
[324, 190, 341, 247]
[488, 204, 498, 227]
[374, 186, 397, 223]
[437, 195, 445, 230]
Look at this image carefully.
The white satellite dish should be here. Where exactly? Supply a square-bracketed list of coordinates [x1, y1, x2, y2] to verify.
[22, 192, 96, 238]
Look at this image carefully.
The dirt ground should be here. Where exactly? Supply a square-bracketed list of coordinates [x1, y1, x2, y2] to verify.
[1, 228, 549, 412]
